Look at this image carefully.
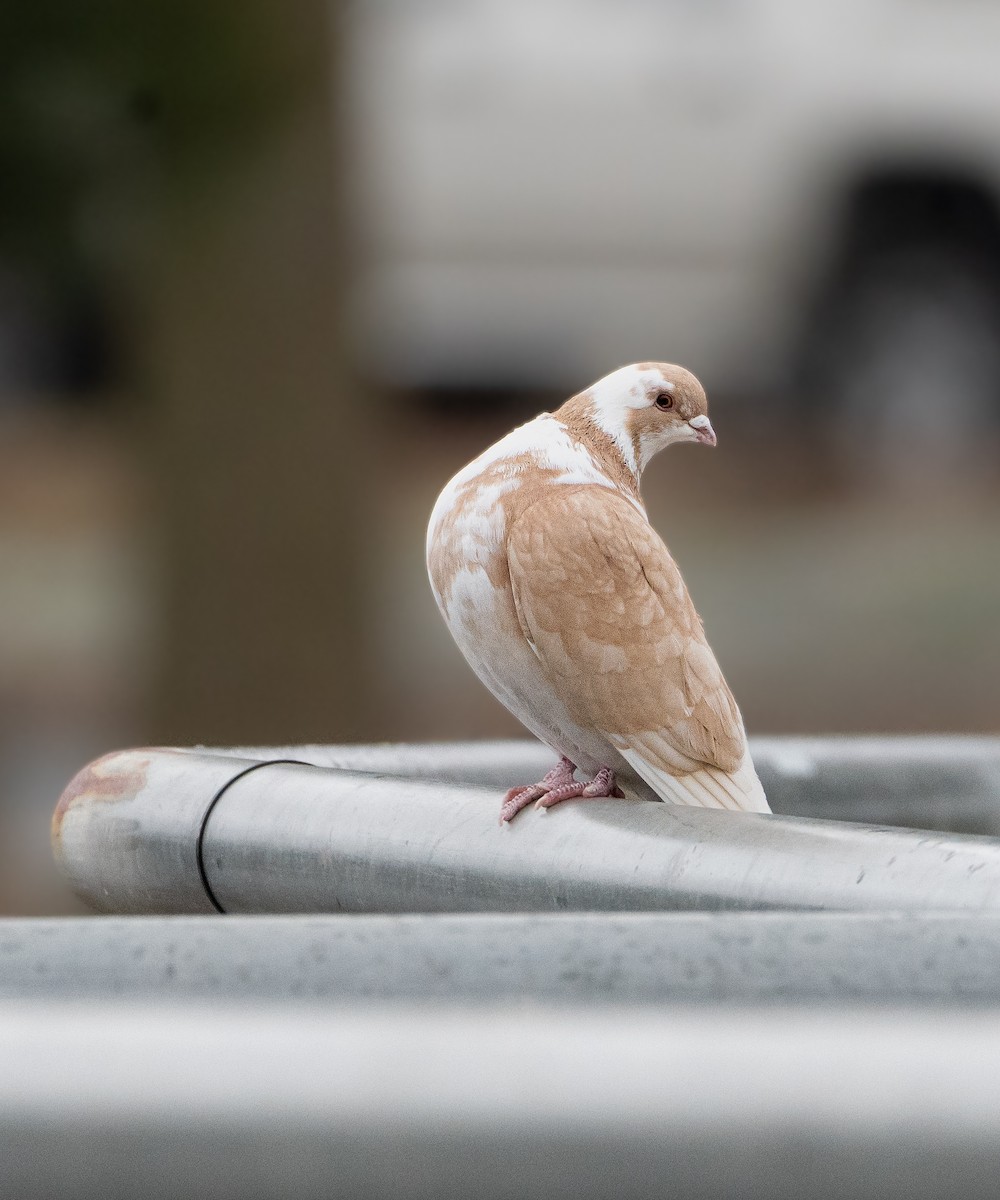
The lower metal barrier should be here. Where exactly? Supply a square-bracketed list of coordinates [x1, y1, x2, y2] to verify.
[3, 999, 1000, 1200]
[52, 741, 1000, 914]
[33, 738, 1000, 1198]
[4, 912, 1000, 1005]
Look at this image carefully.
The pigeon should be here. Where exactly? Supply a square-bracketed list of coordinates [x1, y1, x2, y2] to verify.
[426, 362, 770, 823]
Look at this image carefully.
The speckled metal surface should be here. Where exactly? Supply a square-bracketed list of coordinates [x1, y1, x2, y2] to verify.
[3, 912, 1000, 1005]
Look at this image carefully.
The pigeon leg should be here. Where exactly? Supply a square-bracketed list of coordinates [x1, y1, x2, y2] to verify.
[534, 765, 626, 811]
[500, 756, 578, 825]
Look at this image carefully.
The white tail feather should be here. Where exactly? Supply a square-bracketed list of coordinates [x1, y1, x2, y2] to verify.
[618, 747, 770, 814]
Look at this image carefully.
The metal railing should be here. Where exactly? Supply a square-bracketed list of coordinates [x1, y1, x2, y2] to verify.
[19, 736, 1000, 1198]
[5, 911, 1000, 1006]
[4, 994, 1000, 1200]
[52, 739, 1000, 915]
[212, 734, 1000, 833]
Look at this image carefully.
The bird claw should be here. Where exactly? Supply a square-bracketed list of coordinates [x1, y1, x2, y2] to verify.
[499, 784, 546, 824]
[579, 766, 625, 800]
[534, 782, 586, 809]
[500, 762, 624, 823]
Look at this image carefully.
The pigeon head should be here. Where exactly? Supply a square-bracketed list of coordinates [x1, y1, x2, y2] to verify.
[561, 363, 716, 479]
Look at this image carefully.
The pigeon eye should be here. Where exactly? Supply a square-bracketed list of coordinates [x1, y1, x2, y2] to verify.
[654, 392, 674, 411]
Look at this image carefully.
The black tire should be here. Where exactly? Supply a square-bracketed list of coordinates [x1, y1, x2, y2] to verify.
[799, 243, 1000, 489]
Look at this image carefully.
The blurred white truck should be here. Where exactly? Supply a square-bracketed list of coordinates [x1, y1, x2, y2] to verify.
[348, 0, 1000, 468]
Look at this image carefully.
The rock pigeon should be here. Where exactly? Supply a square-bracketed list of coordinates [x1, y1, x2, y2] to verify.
[426, 363, 770, 823]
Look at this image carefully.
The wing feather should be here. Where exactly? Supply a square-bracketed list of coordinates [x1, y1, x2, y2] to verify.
[506, 486, 769, 812]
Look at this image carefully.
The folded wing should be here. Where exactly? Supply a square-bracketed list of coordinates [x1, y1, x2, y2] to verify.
[506, 486, 769, 812]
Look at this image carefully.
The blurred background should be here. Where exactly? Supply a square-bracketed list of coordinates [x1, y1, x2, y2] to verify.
[2, 0, 999, 913]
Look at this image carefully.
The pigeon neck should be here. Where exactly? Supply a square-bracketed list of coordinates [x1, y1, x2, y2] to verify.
[555, 394, 643, 500]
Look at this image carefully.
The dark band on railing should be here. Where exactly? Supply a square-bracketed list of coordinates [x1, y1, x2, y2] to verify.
[195, 760, 308, 914]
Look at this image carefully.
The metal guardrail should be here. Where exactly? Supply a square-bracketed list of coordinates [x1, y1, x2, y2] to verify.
[5, 912, 1000, 1005]
[52, 739, 1000, 915]
[4, 998, 1000, 1200]
[29, 738, 1000, 1198]
[213, 735, 1000, 834]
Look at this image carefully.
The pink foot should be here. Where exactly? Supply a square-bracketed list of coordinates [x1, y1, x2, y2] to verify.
[500, 756, 576, 825]
[499, 759, 625, 824]
[535, 765, 626, 811]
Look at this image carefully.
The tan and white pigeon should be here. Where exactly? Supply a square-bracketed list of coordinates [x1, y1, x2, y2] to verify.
[427, 363, 770, 824]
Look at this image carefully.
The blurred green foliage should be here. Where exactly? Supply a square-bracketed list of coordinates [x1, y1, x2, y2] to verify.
[0, 1, 303, 274]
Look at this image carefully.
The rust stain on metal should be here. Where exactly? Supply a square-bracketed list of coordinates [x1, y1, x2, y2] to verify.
[51, 750, 154, 846]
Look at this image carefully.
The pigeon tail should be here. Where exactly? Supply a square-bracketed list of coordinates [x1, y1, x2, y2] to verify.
[617, 747, 771, 814]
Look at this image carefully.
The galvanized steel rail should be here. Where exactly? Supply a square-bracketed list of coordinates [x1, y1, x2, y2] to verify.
[213, 735, 1000, 834]
[30, 737, 1000, 1198]
[52, 738, 1000, 914]
[4, 999, 1000, 1200]
[5, 912, 1000, 1005]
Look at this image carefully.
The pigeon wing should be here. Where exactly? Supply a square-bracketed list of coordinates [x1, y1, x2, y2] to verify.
[506, 486, 767, 812]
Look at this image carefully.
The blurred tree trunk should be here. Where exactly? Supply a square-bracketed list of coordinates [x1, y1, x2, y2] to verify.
[145, 3, 372, 745]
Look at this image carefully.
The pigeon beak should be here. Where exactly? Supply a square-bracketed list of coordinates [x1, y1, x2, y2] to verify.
[688, 415, 717, 447]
